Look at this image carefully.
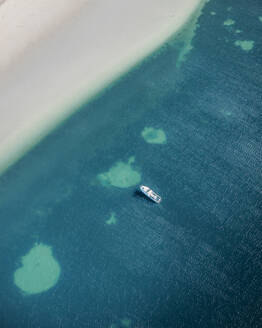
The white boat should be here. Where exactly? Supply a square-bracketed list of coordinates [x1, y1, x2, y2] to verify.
[140, 185, 161, 203]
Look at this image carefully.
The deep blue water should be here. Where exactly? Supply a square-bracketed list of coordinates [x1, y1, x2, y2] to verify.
[0, 0, 262, 327]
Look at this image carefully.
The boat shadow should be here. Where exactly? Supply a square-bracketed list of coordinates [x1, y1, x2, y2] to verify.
[133, 190, 156, 203]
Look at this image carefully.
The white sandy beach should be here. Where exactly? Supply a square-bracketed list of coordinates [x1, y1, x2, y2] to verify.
[0, 0, 206, 174]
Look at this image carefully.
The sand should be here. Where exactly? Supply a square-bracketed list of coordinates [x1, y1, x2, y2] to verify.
[0, 0, 207, 174]
[14, 243, 61, 295]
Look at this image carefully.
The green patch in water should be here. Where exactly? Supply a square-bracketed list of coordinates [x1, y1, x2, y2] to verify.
[120, 318, 131, 327]
[141, 127, 167, 144]
[169, 0, 208, 67]
[223, 19, 235, 26]
[14, 243, 61, 295]
[98, 156, 141, 188]
[106, 212, 117, 225]
[234, 40, 254, 52]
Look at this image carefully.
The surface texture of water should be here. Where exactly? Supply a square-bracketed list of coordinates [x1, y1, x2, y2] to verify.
[0, 0, 262, 327]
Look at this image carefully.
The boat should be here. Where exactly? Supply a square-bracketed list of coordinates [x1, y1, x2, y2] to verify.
[140, 185, 161, 203]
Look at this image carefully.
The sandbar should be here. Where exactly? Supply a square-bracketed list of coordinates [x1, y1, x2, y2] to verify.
[0, 0, 207, 174]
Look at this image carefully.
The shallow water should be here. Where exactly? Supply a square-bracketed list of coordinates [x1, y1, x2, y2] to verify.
[0, 0, 262, 327]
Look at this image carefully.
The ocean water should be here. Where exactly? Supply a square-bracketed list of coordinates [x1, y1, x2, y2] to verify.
[0, 0, 262, 327]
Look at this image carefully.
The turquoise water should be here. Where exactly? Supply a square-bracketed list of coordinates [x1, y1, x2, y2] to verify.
[0, 0, 262, 327]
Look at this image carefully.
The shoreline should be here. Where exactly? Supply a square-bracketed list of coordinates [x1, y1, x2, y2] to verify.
[0, 0, 208, 175]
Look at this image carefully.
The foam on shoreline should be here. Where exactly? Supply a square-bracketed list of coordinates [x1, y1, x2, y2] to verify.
[0, 0, 208, 175]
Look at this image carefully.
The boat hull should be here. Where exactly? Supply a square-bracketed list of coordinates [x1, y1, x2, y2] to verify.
[140, 185, 161, 203]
